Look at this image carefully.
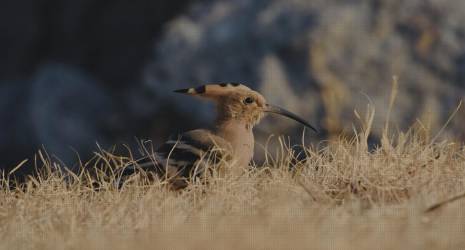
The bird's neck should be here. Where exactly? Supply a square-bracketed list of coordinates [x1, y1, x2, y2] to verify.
[215, 119, 254, 166]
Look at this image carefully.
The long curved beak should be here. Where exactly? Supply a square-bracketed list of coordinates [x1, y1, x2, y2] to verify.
[264, 104, 318, 133]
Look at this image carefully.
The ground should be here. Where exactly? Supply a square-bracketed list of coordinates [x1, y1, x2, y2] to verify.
[1, 123, 464, 250]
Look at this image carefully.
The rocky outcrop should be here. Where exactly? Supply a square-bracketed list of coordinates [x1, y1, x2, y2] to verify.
[0, 0, 196, 171]
[145, 0, 465, 140]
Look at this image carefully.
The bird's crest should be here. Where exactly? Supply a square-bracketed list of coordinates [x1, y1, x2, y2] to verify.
[174, 83, 251, 97]
[174, 82, 318, 132]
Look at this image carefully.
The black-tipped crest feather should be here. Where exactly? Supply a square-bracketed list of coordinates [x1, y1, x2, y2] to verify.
[174, 85, 206, 94]
[173, 88, 191, 94]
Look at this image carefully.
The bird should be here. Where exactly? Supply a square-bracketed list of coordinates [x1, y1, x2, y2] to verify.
[120, 83, 317, 189]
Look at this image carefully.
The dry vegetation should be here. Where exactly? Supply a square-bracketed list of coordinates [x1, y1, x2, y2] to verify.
[1, 87, 465, 250]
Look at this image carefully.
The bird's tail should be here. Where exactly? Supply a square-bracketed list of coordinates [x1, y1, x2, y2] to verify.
[116, 153, 193, 190]
[114, 154, 164, 187]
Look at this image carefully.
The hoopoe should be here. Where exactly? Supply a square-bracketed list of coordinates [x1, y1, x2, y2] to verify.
[122, 83, 317, 189]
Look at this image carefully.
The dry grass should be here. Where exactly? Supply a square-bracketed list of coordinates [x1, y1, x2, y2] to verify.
[1, 128, 465, 250]
[1, 85, 465, 249]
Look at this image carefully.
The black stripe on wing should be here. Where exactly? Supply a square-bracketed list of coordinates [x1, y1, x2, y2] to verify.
[118, 153, 162, 177]
[156, 136, 221, 178]
[165, 133, 214, 152]
[119, 133, 225, 188]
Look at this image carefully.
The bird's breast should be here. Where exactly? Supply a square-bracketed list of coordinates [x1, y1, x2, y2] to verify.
[221, 130, 254, 166]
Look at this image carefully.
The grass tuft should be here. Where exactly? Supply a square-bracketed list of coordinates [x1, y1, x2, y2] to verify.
[1, 85, 465, 249]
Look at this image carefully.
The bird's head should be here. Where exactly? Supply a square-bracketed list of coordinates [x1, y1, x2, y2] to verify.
[174, 83, 318, 132]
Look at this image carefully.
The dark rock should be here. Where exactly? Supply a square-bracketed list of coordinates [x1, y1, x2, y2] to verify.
[29, 63, 116, 169]
[145, 0, 465, 140]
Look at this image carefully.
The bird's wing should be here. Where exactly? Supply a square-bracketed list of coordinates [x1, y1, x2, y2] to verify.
[120, 129, 231, 186]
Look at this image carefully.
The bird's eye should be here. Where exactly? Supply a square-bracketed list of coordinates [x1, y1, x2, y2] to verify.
[243, 97, 255, 105]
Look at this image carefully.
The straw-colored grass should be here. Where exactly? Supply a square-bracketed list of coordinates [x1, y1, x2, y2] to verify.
[1, 84, 465, 249]
[1, 126, 465, 250]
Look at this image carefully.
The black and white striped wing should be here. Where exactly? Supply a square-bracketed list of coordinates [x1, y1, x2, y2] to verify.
[122, 129, 229, 186]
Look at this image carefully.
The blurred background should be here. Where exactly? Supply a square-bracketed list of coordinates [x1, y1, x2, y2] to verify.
[1, 0, 465, 175]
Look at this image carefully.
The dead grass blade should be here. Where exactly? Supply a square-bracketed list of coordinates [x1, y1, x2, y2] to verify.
[425, 191, 465, 212]
[8, 159, 28, 176]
